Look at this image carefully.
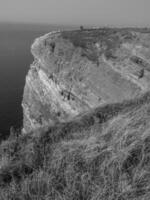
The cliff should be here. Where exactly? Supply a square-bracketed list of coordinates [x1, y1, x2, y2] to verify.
[22, 28, 150, 132]
[2, 28, 150, 199]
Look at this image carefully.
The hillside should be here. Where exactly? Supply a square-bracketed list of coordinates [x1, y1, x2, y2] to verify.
[0, 92, 150, 199]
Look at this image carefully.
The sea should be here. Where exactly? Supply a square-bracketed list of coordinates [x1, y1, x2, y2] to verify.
[0, 23, 73, 138]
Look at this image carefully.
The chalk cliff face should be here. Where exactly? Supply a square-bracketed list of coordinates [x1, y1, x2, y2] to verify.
[22, 29, 150, 133]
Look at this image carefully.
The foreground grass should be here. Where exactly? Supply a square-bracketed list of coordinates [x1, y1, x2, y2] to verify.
[1, 92, 150, 199]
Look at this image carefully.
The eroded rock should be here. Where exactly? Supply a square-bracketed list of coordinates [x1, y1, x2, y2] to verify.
[22, 29, 150, 132]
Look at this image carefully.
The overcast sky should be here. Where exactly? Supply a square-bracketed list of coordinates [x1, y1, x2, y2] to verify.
[0, 0, 150, 26]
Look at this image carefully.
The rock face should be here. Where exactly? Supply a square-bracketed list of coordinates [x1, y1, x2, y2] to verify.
[22, 28, 150, 133]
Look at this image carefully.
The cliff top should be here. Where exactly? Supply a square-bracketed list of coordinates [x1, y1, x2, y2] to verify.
[32, 27, 150, 64]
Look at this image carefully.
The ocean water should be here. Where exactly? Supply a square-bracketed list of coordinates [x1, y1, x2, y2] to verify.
[0, 23, 68, 137]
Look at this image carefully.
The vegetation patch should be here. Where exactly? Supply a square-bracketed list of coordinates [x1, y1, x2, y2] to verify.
[0, 92, 150, 199]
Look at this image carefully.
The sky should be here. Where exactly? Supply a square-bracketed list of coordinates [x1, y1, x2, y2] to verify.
[0, 0, 150, 27]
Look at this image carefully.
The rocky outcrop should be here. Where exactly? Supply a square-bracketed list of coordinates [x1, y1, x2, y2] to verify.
[22, 28, 150, 133]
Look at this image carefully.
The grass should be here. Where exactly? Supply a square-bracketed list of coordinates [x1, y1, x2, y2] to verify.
[61, 28, 134, 64]
[1, 92, 150, 199]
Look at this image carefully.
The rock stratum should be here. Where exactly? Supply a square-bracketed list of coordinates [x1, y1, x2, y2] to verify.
[22, 28, 150, 132]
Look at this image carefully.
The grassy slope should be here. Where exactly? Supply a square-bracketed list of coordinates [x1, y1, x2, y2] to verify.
[1, 92, 150, 199]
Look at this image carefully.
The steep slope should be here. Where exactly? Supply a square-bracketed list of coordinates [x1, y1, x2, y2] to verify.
[22, 28, 150, 133]
[1, 92, 150, 199]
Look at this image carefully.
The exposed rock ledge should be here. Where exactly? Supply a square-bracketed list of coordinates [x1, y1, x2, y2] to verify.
[22, 28, 150, 133]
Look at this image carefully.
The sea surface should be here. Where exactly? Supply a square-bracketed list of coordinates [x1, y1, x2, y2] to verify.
[0, 23, 72, 137]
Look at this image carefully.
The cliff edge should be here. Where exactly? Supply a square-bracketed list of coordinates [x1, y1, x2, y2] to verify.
[22, 28, 150, 132]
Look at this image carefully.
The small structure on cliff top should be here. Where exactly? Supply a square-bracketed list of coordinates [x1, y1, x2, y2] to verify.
[80, 26, 84, 31]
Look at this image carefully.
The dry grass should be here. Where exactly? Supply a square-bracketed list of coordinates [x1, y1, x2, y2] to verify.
[1, 92, 150, 199]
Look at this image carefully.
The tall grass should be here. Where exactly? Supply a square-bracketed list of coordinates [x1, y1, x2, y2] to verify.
[0, 92, 150, 199]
